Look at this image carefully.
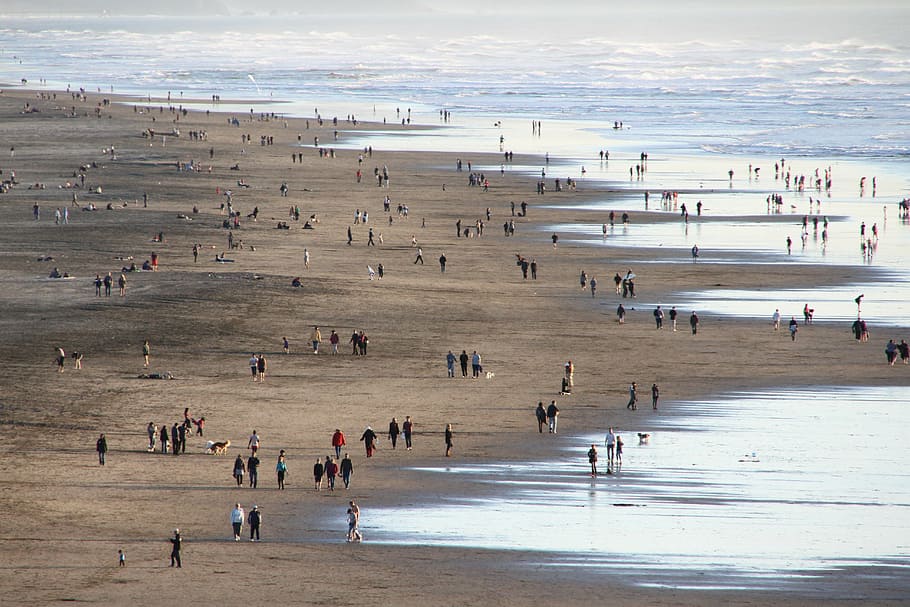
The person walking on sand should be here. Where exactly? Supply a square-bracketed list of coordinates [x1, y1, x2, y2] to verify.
[256, 353, 267, 382]
[654, 306, 664, 329]
[330, 330, 339, 355]
[689, 311, 699, 335]
[118, 273, 126, 296]
[605, 427, 616, 467]
[414, 247, 424, 265]
[160, 424, 169, 454]
[590, 276, 597, 297]
[789, 317, 799, 341]
[459, 350, 469, 377]
[142, 340, 150, 368]
[340, 453, 354, 488]
[651, 383, 660, 410]
[669, 306, 678, 331]
[616, 435, 624, 467]
[230, 503, 244, 541]
[402, 416, 414, 450]
[56, 346, 66, 372]
[627, 382, 638, 410]
[535, 401, 547, 433]
[276, 450, 288, 490]
[248, 430, 260, 455]
[588, 444, 598, 477]
[388, 418, 400, 449]
[439, 253, 447, 273]
[332, 428, 346, 459]
[310, 326, 322, 354]
[248, 505, 261, 541]
[313, 458, 324, 491]
[445, 424, 454, 457]
[147, 422, 158, 452]
[617, 303, 626, 324]
[772, 308, 781, 331]
[249, 353, 258, 380]
[471, 351, 482, 378]
[360, 426, 378, 457]
[96, 433, 108, 465]
[233, 454, 245, 486]
[283, 336, 290, 354]
[325, 456, 338, 490]
[247, 452, 260, 488]
[446, 350, 456, 377]
[169, 529, 182, 567]
[546, 400, 559, 433]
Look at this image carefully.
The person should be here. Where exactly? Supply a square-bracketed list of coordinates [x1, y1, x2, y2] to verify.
[332, 429, 346, 459]
[587, 444, 598, 477]
[614, 272, 622, 295]
[118, 273, 126, 296]
[615, 435, 624, 466]
[325, 456, 338, 491]
[459, 350, 469, 377]
[360, 426, 377, 457]
[565, 360, 575, 388]
[772, 308, 781, 331]
[330, 330, 339, 355]
[283, 336, 290, 354]
[439, 253, 447, 273]
[786, 236, 792, 255]
[96, 433, 108, 465]
[388, 418, 400, 449]
[169, 529, 182, 567]
[347, 507, 362, 543]
[590, 276, 597, 297]
[546, 400, 559, 433]
[689, 311, 699, 335]
[233, 455, 245, 486]
[789, 317, 798, 341]
[535, 401, 547, 433]
[310, 326, 322, 354]
[160, 424, 169, 454]
[276, 450, 288, 490]
[171, 423, 179, 456]
[471, 351, 482, 379]
[446, 350, 456, 378]
[580, 270, 587, 290]
[651, 383, 660, 410]
[119, 549, 125, 567]
[402, 416, 413, 450]
[414, 247, 424, 265]
[654, 306, 664, 329]
[247, 453, 260, 488]
[248, 430, 260, 455]
[248, 505, 261, 541]
[885, 339, 898, 366]
[142, 339, 150, 368]
[627, 382, 638, 410]
[313, 458, 325, 491]
[617, 303, 626, 324]
[257, 353, 267, 382]
[147, 422, 158, 452]
[669, 306, 678, 331]
[230, 503, 244, 541]
[444, 423, 454, 457]
[605, 427, 616, 467]
[340, 453, 354, 488]
[249, 353, 258, 380]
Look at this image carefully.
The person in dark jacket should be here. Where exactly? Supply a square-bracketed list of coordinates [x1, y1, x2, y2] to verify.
[388, 418, 400, 449]
[248, 506, 262, 541]
[360, 426, 378, 457]
[96, 433, 108, 465]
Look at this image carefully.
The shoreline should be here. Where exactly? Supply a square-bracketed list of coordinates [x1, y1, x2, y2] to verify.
[1, 85, 908, 605]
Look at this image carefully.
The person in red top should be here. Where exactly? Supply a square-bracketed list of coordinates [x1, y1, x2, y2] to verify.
[329, 330, 340, 355]
[331, 429, 346, 459]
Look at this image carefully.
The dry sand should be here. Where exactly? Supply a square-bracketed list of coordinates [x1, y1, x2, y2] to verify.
[0, 89, 906, 605]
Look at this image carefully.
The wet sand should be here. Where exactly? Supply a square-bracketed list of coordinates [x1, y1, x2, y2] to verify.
[1, 88, 908, 605]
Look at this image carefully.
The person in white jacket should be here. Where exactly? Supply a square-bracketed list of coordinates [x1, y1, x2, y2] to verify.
[231, 503, 244, 541]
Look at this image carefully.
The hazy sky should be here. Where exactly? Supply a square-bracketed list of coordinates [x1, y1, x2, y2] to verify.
[2, 1, 907, 46]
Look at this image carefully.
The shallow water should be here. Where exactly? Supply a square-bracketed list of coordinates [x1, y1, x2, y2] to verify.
[366, 386, 910, 593]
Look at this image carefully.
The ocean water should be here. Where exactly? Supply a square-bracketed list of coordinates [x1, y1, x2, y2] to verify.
[366, 386, 910, 594]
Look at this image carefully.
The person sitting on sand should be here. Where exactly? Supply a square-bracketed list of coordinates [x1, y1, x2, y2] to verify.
[291, 277, 302, 287]
[49, 267, 62, 278]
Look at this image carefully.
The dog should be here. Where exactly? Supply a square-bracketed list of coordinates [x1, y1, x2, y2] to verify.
[485, 371, 495, 379]
[637, 433, 651, 444]
[205, 440, 231, 455]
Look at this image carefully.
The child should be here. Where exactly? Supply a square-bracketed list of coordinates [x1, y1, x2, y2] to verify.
[616, 436, 624, 466]
[118, 549, 125, 567]
[282, 336, 290, 354]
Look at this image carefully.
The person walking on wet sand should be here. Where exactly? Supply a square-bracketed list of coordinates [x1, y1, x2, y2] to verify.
[535, 401, 547, 433]
[588, 444, 598, 477]
[445, 424, 454, 457]
[169, 529, 182, 567]
[605, 427, 616, 467]
[627, 382, 638, 410]
[142, 340, 150, 368]
[689, 312, 699, 335]
[772, 308, 781, 331]
[651, 383, 660, 409]
[789, 317, 798, 341]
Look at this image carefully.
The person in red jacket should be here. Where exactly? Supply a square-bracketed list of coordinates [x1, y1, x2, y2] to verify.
[331, 429, 346, 459]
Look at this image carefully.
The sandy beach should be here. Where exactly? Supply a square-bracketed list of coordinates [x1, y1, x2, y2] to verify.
[1, 88, 908, 605]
